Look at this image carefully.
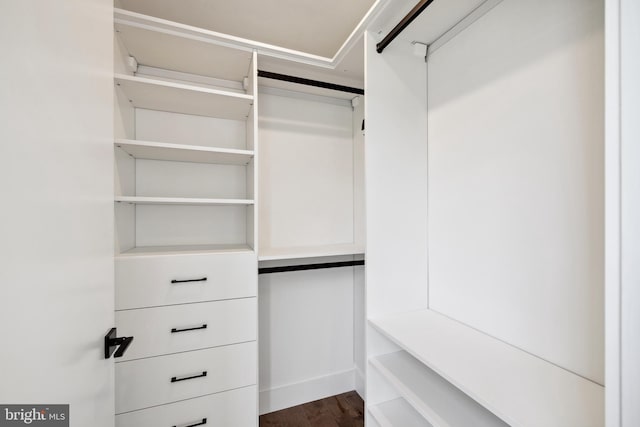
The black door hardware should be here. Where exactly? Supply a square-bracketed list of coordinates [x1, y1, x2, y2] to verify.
[171, 324, 208, 333]
[171, 371, 208, 383]
[104, 328, 134, 359]
[171, 277, 207, 284]
[172, 418, 207, 427]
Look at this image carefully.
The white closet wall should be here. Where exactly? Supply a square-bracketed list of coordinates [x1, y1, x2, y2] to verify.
[257, 90, 365, 413]
[364, 0, 605, 425]
[427, 0, 604, 384]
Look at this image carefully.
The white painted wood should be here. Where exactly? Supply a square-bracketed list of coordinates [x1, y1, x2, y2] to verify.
[134, 159, 248, 199]
[258, 92, 358, 255]
[115, 196, 254, 205]
[371, 351, 507, 427]
[0, 0, 114, 424]
[134, 204, 250, 247]
[115, 252, 257, 310]
[115, 341, 256, 413]
[370, 309, 604, 427]
[426, 0, 604, 384]
[115, 298, 256, 361]
[619, 1, 640, 425]
[364, 33, 429, 318]
[258, 266, 355, 412]
[119, 243, 253, 256]
[369, 398, 433, 427]
[259, 369, 355, 415]
[116, 139, 254, 165]
[258, 244, 364, 261]
[115, 21, 253, 81]
[135, 109, 248, 150]
[604, 0, 622, 425]
[115, 73, 253, 119]
[116, 386, 257, 427]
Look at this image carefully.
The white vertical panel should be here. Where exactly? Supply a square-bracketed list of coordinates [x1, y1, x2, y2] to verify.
[258, 265, 355, 413]
[604, 0, 621, 424]
[364, 32, 429, 319]
[427, 0, 604, 383]
[620, 0, 640, 425]
[0, 1, 114, 426]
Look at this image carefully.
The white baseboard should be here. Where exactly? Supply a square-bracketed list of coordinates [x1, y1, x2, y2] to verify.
[259, 368, 356, 415]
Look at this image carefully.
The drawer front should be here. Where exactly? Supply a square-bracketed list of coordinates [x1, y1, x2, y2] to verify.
[115, 341, 256, 414]
[116, 386, 257, 427]
[115, 252, 257, 310]
[116, 298, 257, 361]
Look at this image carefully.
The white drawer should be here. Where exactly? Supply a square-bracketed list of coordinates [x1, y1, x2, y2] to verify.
[115, 341, 256, 414]
[115, 298, 257, 361]
[115, 252, 257, 310]
[116, 386, 257, 427]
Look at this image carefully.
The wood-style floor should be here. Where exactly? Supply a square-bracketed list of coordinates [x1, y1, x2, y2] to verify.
[259, 391, 364, 427]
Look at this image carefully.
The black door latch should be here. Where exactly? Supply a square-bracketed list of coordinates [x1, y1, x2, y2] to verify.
[104, 328, 134, 359]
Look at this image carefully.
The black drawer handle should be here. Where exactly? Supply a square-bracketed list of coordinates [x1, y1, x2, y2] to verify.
[172, 418, 207, 427]
[171, 324, 208, 333]
[171, 277, 207, 284]
[171, 371, 207, 383]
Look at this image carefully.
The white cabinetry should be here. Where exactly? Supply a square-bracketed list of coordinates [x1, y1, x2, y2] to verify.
[113, 10, 258, 426]
[365, 0, 605, 426]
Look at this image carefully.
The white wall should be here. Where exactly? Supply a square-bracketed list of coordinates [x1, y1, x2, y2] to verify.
[427, 0, 604, 384]
[258, 91, 357, 251]
[257, 89, 365, 413]
[0, 1, 115, 425]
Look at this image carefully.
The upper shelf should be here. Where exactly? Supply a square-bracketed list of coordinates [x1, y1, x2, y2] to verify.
[369, 309, 604, 427]
[115, 196, 254, 206]
[258, 243, 365, 261]
[114, 74, 253, 120]
[115, 139, 254, 165]
[115, 10, 253, 82]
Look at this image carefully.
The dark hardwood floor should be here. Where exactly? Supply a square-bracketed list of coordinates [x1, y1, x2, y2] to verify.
[259, 391, 364, 427]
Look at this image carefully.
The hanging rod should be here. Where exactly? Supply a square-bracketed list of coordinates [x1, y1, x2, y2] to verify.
[258, 260, 365, 275]
[376, 0, 436, 54]
[258, 70, 364, 95]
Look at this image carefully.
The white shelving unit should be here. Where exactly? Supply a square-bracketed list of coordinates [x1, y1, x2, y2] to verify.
[115, 73, 253, 120]
[365, 0, 606, 426]
[369, 349, 508, 427]
[369, 398, 432, 427]
[115, 196, 254, 206]
[115, 139, 254, 165]
[369, 311, 604, 427]
[258, 243, 364, 261]
[113, 8, 259, 427]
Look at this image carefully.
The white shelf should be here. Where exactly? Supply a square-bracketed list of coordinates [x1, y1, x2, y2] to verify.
[115, 139, 254, 165]
[369, 398, 432, 427]
[115, 196, 254, 206]
[114, 10, 253, 82]
[369, 309, 604, 427]
[114, 74, 253, 120]
[258, 244, 364, 261]
[117, 244, 254, 257]
[370, 351, 507, 427]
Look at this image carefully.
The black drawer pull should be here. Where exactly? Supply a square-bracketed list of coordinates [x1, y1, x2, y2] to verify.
[171, 324, 208, 333]
[171, 277, 207, 284]
[171, 371, 207, 383]
[172, 418, 207, 427]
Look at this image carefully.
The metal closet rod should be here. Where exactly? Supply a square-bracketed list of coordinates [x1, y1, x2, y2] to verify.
[376, 0, 436, 54]
[257, 70, 364, 95]
[258, 260, 365, 275]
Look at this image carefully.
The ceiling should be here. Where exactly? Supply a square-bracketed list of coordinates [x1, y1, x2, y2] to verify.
[117, 0, 377, 59]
